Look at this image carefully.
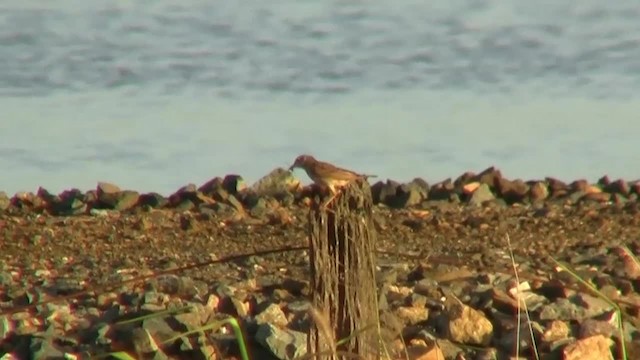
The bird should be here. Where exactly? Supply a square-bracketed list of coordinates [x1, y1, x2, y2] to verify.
[288, 154, 376, 206]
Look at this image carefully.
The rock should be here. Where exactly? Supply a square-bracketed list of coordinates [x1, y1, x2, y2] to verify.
[395, 306, 429, 325]
[138, 192, 168, 208]
[30, 336, 65, 359]
[581, 192, 611, 203]
[49, 189, 87, 215]
[131, 328, 168, 358]
[198, 177, 224, 196]
[546, 177, 569, 198]
[97, 186, 139, 210]
[468, 184, 495, 206]
[251, 168, 300, 197]
[569, 179, 589, 193]
[497, 178, 529, 204]
[579, 319, 617, 338]
[529, 181, 549, 202]
[497, 322, 544, 355]
[168, 184, 198, 207]
[611, 193, 628, 206]
[255, 303, 288, 327]
[222, 174, 246, 194]
[561, 335, 613, 360]
[605, 179, 630, 196]
[173, 305, 207, 331]
[0, 191, 10, 211]
[255, 323, 307, 360]
[429, 179, 455, 201]
[454, 171, 476, 188]
[574, 293, 614, 318]
[97, 182, 121, 195]
[541, 320, 570, 343]
[597, 175, 611, 187]
[462, 182, 480, 195]
[140, 316, 179, 345]
[445, 300, 493, 346]
[114, 190, 140, 210]
[611, 246, 640, 280]
[473, 166, 502, 189]
[371, 180, 401, 205]
[386, 180, 427, 208]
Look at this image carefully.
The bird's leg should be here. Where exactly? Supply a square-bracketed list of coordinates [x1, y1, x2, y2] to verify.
[321, 189, 341, 209]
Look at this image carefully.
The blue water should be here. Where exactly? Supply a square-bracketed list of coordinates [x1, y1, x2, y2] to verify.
[1, 1, 640, 195]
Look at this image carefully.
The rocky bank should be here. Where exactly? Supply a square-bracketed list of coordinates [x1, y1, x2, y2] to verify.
[1, 167, 640, 359]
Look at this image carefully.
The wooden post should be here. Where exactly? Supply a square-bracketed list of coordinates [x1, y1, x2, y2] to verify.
[308, 180, 379, 360]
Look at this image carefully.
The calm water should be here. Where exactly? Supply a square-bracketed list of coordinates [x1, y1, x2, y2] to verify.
[1, 0, 640, 195]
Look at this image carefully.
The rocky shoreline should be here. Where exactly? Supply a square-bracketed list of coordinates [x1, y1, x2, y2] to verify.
[1, 167, 640, 359]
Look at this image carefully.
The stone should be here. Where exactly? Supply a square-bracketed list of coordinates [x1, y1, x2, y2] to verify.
[445, 300, 493, 346]
[395, 306, 429, 325]
[473, 166, 502, 189]
[468, 183, 495, 206]
[462, 182, 480, 195]
[251, 168, 300, 197]
[222, 174, 246, 194]
[113, 190, 140, 211]
[0, 191, 10, 211]
[386, 180, 427, 208]
[529, 181, 549, 201]
[611, 246, 640, 280]
[198, 177, 224, 196]
[49, 189, 87, 215]
[497, 178, 529, 204]
[370, 180, 401, 205]
[569, 179, 589, 192]
[597, 175, 611, 187]
[138, 192, 168, 208]
[546, 177, 569, 197]
[454, 171, 476, 188]
[30, 336, 65, 359]
[605, 179, 630, 196]
[579, 319, 617, 338]
[97, 182, 121, 195]
[255, 323, 307, 360]
[561, 335, 613, 360]
[541, 320, 570, 343]
[581, 191, 610, 203]
[254, 303, 288, 327]
[429, 178, 456, 201]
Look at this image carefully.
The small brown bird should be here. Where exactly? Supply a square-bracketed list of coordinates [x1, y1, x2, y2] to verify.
[289, 154, 375, 206]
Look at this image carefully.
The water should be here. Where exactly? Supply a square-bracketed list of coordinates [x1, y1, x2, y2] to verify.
[2, 0, 640, 195]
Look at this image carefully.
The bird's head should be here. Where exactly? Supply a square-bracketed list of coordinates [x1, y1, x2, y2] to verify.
[289, 154, 316, 171]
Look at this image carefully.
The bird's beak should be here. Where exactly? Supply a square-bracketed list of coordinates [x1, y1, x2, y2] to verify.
[288, 164, 296, 171]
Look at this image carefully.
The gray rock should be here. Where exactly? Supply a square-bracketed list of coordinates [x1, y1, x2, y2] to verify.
[468, 183, 495, 206]
[223, 174, 246, 194]
[173, 303, 208, 331]
[138, 192, 168, 208]
[428, 179, 455, 201]
[255, 303, 288, 327]
[30, 336, 65, 360]
[370, 180, 400, 205]
[114, 190, 140, 211]
[251, 168, 299, 197]
[255, 323, 307, 360]
[141, 316, 180, 345]
[0, 191, 10, 211]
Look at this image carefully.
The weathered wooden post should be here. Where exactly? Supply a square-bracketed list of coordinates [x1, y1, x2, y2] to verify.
[307, 180, 379, 360]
